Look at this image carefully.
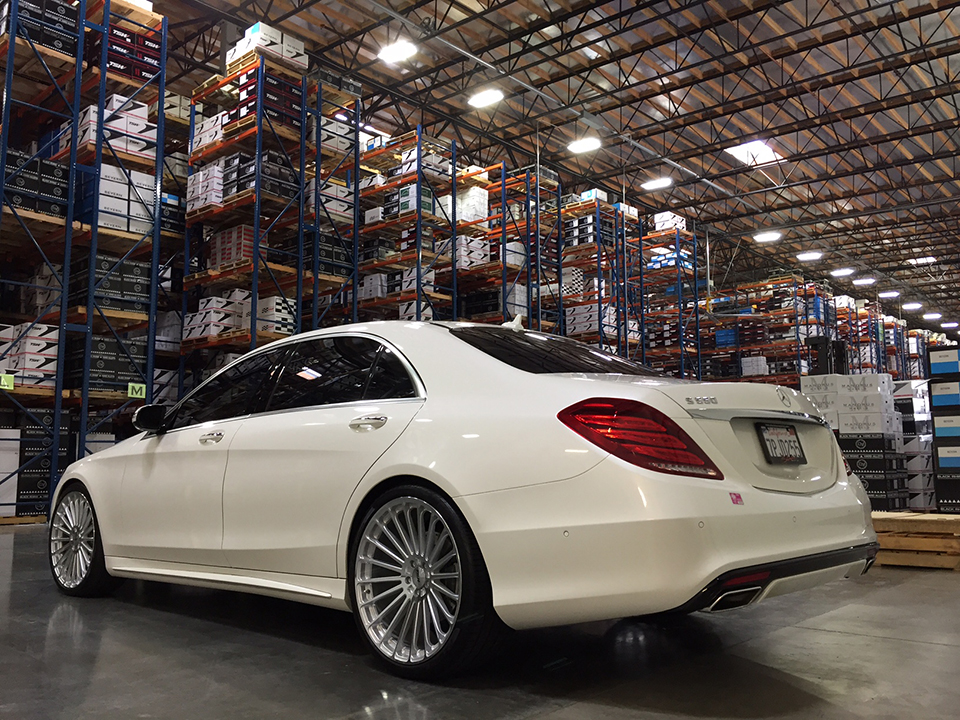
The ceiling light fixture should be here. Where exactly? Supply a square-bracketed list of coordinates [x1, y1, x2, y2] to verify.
[907, 256, 937, 266]
[878, 291, 900, 299]
[754, 231, 781, 243]
[568, 136, 601, 154]
[924, 312, 943, 320]
[943, 322, 959, 329]
[641, 177, 673, 191]
[852, 277, 876, 286]
[830, 267, 855, 277]
[903, 302, 923, 311]
[377, 39, 416, 64]
[724, 140, 784, 167]
[796, 251, 822, 261]
[467, 88, 504, 108]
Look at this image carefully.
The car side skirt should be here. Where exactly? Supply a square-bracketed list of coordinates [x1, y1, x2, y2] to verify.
[105, 556, 351, 612]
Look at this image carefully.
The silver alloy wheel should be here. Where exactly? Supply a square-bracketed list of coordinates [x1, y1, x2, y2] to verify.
[355, 496, 462, 664]
[50, 491, 96, 590]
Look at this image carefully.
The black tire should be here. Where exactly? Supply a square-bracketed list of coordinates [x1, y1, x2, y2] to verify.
[48, 483, 119, 598]
[349, 483, 505, 680]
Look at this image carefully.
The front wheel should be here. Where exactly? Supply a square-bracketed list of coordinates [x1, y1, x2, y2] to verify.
[48, 484, 118, 597]
[350, 485, 504, 679]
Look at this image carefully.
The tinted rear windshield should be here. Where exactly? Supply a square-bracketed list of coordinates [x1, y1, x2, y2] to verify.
[449, 326, 660, 376]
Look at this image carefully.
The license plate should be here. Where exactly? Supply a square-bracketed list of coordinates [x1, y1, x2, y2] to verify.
[756, 423, 807, 465]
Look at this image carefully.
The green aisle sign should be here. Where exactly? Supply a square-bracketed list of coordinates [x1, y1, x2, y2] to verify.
[128, 383, 146, 399]
[0, 374, 12, 391]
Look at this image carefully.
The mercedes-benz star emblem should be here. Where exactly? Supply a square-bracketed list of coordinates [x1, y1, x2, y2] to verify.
[776, 387, 792, 407]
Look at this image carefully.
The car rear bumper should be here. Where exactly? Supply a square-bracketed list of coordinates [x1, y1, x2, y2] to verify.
[457, 456, 878, 630]
[671, 542, 879, 613]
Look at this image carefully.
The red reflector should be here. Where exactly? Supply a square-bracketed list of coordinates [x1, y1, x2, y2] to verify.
[721, 571, 771, 588]
[558, 397, 724, 480]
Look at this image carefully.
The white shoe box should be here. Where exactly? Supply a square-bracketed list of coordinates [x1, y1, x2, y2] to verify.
[839, 412, 899, 435]
[836, 393, 893, 414]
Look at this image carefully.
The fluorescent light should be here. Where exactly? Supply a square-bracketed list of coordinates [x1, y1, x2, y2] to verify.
[754, 231, 781, 243]
[641, 177, 672, 191]
[378, 39, 416, 63]
[903, 302, 923, 311]
[334, 113, 348, 121]
[724, 140, 784, 167]
[943, 322, 959, 329]
[907, 256, 937, 265]
[878, 290, 900, 298]
[468, 88, 504, 108]
[831, 267, 855, 277]
[852, 277, 876, 286]
[923, 312, 942, 320]
[796, 251, 822, 261]
[568, 136, 601, 153]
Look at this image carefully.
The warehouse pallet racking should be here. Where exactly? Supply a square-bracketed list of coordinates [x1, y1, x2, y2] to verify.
[0, 0, 172, 519]
[633, 226, 703, 379]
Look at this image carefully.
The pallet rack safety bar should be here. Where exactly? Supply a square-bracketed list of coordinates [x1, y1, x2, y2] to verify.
[0, 0, 89, 515]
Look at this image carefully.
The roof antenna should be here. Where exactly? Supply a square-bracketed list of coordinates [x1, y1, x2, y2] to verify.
[502, 314, 524, 331]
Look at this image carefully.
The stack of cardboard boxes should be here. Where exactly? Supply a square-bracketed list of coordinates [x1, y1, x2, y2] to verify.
[0, 408, 70, 517]
[191, 111, 227, 152]
[208, 225, 262, 267]
[3, 149, 69, 218]
[18, 262, 60, 315]
[461, 284, 528, 320]
[69, 252, 150, 313]
[62, 94, 157, 161]
[224, 22, 307, 71]
[85, 16, 162, 84]
[0, 323, 58, 388]
[229, 65, 304, 132]
[740, 355, 769, 377]
[149, 91, 197, 125]
[801, 373, 908, 511]
[77, 164, 155, 234]
[0, 0, 80, 56]
[929, 346, 960, 513]
[454, 236, 489, 269]
[653, 211, 688, 232]
[154, 311, 181, 353]
[894, 379, 934, 510]
[564, 300, 615, 337]
[308, 179, 354, 225]
[66, 335, 146, 391]
[182, 291, 296, 339]
[437, 186, 489, 227]
[186, 159, 223, 213]
[310, 117, 353, 152]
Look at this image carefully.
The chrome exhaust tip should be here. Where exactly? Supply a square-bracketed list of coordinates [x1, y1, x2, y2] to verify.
[706, 586, 763, 612]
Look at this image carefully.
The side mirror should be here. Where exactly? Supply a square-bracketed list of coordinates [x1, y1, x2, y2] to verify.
[133, 404, 167, 433]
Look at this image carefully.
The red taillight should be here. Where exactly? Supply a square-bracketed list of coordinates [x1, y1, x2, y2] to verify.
[558, 398, 724, 480]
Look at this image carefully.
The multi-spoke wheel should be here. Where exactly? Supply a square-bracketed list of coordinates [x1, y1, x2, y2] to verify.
[350, 485, 504, 679]
[48, 484, 117, 597]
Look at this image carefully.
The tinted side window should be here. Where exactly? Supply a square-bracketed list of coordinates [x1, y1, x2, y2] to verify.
[266, 336, 381, 411]
[365, 346, 417, 400]
[170, 350, 283, 429]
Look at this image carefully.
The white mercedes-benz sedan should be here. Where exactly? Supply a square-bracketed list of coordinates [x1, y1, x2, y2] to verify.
[47, 321, 878, 678]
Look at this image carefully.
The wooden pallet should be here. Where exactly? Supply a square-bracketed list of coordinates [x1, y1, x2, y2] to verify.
[225, 50, 306, 81]
[872, 511, 960, 570]
[0, 515, 46, 526]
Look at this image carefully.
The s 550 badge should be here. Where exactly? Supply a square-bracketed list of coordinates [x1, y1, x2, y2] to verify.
[685, 396, 718, 405]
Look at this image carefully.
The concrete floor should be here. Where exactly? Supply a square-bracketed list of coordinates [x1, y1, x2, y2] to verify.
[2, 524, 958, 720]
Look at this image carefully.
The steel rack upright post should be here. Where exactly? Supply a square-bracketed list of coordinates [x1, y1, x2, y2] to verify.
[66, 1, 169, 461]
[0, 0, 88, 521]
[181, 51, 312, 373]
[303, 77, 361, 329]
[532, 172, 563, 334]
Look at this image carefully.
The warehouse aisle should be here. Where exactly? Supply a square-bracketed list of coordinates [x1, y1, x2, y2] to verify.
[2, 524, 958, 720]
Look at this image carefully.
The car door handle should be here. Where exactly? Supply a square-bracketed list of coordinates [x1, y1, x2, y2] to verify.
[349, 415, 388, 432]
[199, 431, 224, 445]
